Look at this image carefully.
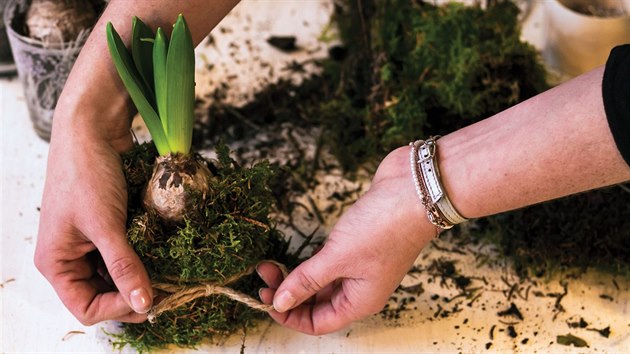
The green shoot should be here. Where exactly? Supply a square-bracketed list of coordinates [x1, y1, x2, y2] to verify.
[131, 17, 155, 102]
[153, 27, 169, 135]
[106, 14, 196, 156]
[106, 22, 170, 156]
[165, 15, 195, 154]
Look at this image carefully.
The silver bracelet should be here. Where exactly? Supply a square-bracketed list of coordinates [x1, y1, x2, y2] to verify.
[409, 137, 468, 229]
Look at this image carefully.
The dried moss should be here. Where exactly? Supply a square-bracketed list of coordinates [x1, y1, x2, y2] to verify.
[113, 143, 294, 352]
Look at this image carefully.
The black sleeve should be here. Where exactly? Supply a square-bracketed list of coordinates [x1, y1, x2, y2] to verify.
[602, 44, 630, 167]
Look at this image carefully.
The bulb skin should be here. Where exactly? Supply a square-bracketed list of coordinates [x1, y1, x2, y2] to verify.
[143, 153, 212, 223]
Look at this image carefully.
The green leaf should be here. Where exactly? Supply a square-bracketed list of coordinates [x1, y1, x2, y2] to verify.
[131, 17, 155, 103]
[165, 14, 195, 154]
[153, 27, 169, 135]
[106, 22, 170, 156]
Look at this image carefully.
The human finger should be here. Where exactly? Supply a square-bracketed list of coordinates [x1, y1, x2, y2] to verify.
[57, 280, 148, 325]
[256, 261, 285, 289]
[259, 287, 275, 305]
[271, 248, 339, 314]
[267, 283, 360, 335]
[92, 229, 153, 314]
[35, 241, 144, 325]
[112, 310, 149, 323]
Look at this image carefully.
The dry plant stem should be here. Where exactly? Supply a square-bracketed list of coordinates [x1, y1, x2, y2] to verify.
[148, 260, 288, 323]
[436, 66, 630, 219]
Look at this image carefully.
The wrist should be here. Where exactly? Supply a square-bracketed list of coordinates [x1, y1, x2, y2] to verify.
[49, 19, 135, 154]
[51, 87, 133, 154]
[409, 137, 469, 229]
[376, 146, 442, 248]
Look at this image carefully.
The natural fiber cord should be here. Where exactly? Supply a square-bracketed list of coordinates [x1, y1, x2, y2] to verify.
[147, 260, 288, 323]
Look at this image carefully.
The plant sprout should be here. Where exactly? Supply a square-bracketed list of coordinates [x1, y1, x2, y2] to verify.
[107, 15, 211, 222]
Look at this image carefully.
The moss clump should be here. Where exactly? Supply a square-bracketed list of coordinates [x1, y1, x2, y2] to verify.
[196, 0, 548, 171]
[113, 143, 293, 352]
[322, 0, 548, 167]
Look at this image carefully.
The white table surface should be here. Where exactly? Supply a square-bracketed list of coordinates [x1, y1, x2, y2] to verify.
[2, 1, 629, 353]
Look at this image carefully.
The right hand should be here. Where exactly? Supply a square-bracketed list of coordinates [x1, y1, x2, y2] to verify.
[257, 146, 438, 334]
[34, 127, 153, 325]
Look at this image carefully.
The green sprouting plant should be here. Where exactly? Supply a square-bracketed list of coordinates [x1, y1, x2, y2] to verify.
[115, 142, 292, 351]
[107, 15, 212, 222]
[106, 17, 294, 350]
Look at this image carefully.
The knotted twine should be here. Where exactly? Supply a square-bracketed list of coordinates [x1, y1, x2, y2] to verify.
[147, 260, 289, 323]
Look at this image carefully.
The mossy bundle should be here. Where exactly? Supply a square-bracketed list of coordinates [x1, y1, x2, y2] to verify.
[113, 143, 290, 352]
[106, 15, 293, 351]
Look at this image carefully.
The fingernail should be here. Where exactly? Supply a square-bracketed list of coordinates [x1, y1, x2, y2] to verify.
[258, 288, 265, 300]
[273, 290, 296, 313]
[130, 288, 151, 314]
[256, 264, 263, 278]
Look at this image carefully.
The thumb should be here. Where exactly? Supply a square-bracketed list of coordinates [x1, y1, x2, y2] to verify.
[94, 232, 153, 314]
[273, 248, 338, 313]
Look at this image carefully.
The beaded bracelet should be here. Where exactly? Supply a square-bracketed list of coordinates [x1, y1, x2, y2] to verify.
[409, 137, 468, 229]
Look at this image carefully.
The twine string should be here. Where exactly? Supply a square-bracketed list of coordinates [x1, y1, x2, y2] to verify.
[147, 260, 288, 323]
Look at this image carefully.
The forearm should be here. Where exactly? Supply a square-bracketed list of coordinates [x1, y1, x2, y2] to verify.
[52, 0, 240, 152]
[262, 60, 630, 336]
[438, 66, 630, 218]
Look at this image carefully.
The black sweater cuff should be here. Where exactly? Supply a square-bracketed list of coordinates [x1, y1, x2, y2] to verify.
[602, 44, 630, 167]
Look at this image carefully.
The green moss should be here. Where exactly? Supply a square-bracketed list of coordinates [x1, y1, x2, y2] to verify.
[317, 0, 549, 162]
[114, 143, 294, 351]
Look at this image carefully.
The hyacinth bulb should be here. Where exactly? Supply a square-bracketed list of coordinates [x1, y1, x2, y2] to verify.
[143, 153, 212, 223]
[26, 0, 96, 45]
